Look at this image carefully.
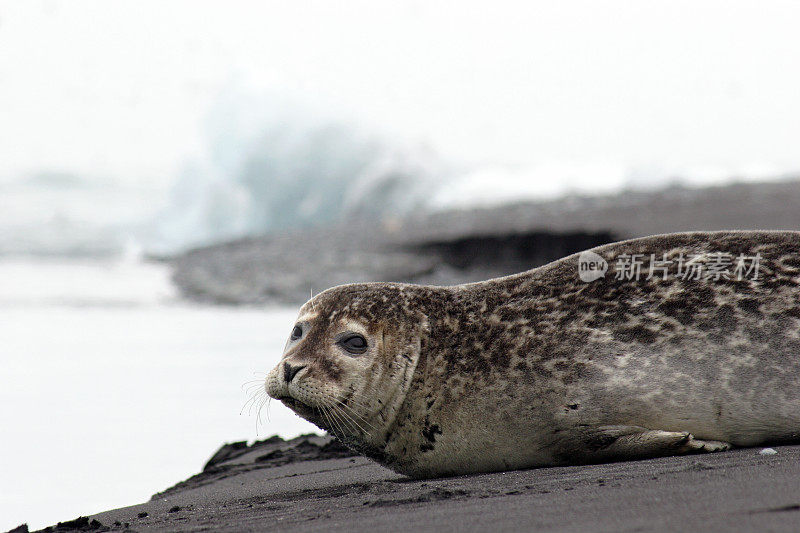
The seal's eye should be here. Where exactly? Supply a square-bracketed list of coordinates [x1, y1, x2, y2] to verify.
[339, 334, 368, 355]
[290, 325, 302, 340]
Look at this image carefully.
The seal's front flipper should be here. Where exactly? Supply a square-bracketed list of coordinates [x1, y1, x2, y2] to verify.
[560, 426, 732, 463]
[678, 434, 731, 453]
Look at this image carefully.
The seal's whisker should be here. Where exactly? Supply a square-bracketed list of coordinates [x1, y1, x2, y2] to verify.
[338, 407, 375, 435]
[244, 385, 266, 397]
[320, 405, 335, 436]
[243, 386, 266, 418]
[329, 401, 370, 436]
[337, 397, 374, 414]
[328, 403, 359, 437]
[330, 400, 377, 434]
[251, 389, 269, 414]
[323, 404, 347, 439]
[254, 397, 262, 434]
[319, 404, 335, 435]
[240, 395, 252, 415]
[240, 387, 265, 415]
[251, 392, 266, 417]
[323, 405, 343, 438]
[267, 397, 272, 421]
[337, 399, 373, 420]
[241, 378, 266, 389]
[317, 405, 333, 435]
[327, 404, 354, 434]
[255, 395, 270, 435]
[243, 385, 265, 396]
[333, 399, 378, 432]
[340, 411, 366, 436]
[250, 396, 262, 416]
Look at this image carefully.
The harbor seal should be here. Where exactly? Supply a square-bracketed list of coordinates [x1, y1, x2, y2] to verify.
[265, 230, 800, 478]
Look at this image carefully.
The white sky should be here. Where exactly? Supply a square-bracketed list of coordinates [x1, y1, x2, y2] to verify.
[1, 0, 800, 186]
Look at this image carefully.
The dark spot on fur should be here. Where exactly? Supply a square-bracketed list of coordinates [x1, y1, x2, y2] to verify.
[657, 298, 694, 325]
[554, 361, 570, 372]
[780, 255, 800, 269]
[422, 418, 442, 444]
[531, 364, 553, 378]
[489, 336, 514, 369]
[660, 321, 676, 331]
[566, 403, 580, 410]
[715, 303, 738, 331]
[615, 325, 658, 344]
[784, 307, 800, 319]
[738, 297, 762, 315]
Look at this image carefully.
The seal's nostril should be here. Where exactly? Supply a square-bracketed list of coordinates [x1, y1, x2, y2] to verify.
[283, 362, 305, 383]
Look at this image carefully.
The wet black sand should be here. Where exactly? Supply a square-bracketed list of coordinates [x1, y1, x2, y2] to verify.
[25, 438, 800, 532]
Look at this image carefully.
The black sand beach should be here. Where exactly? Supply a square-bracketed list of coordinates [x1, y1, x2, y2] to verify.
[24, 438, 800, 532]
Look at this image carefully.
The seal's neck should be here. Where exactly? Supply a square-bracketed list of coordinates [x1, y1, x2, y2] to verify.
[377, 349, 429, 472]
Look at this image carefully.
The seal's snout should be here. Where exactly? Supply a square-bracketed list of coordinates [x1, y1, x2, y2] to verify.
[283, 362, 305, 383]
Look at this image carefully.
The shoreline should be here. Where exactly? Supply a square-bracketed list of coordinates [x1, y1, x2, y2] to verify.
[171, 178, 800, 306]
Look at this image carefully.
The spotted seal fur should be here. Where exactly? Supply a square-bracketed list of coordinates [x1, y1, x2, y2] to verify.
[265, 230, 800, 478]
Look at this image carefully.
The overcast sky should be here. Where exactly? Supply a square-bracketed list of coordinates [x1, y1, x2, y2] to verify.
[2, 0, 799, 188]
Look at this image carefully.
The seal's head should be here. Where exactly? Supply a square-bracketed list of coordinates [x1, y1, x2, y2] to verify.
[265, 283, 429, 454]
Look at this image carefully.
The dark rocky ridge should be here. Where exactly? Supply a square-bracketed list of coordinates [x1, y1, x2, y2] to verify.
[152, 434, 356, 500]
[172, 178, 800, 305]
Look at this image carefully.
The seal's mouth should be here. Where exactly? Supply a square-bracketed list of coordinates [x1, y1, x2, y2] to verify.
[278, 396, 304, 409]
[278, 396, 317, 418]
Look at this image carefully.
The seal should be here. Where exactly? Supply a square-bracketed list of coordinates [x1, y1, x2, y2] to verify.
[265, 230, 800, 478]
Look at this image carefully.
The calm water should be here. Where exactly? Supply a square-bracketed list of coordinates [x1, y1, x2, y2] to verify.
[0, 258, 315, 531]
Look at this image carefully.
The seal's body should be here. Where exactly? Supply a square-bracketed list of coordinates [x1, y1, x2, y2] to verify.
[266, 231, 800, 478]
